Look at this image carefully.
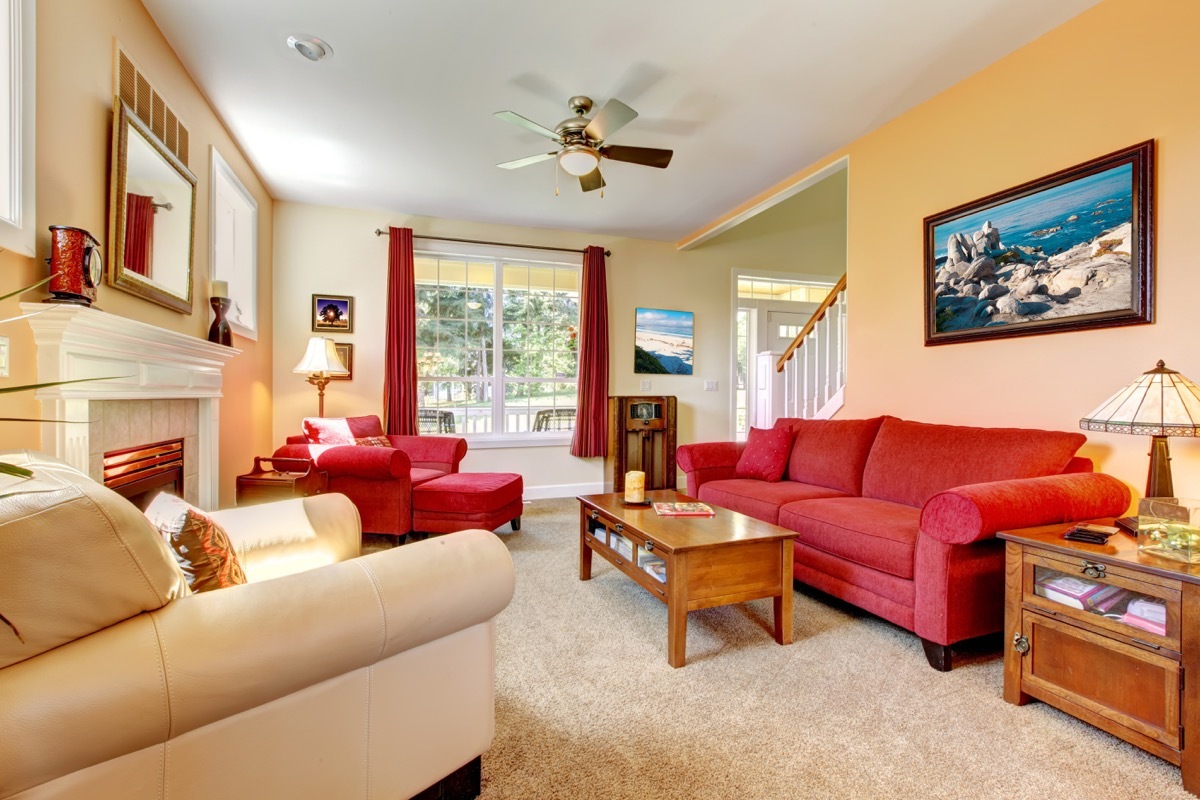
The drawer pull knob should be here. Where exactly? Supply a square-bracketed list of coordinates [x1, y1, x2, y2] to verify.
[645, 540, 655, 552]
[590, 510, 598, 520]
[1012, 633, 1030, 655]
[616, 523, 623, 533]
[1081, 561, 1107, 579]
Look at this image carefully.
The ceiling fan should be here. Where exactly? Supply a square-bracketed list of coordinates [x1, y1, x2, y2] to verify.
[494, 95, 674, 192]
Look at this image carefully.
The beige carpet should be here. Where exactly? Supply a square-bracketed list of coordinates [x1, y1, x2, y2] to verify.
[449, 499, 1192, 799]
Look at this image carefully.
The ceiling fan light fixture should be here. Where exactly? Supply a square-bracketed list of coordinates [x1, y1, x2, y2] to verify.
[558, 145, 599, 177]
[287, 35, 333, 62]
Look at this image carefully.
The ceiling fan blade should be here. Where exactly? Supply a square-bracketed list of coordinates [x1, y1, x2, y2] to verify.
[599, 145, 673, 169]
[583, 98, 637, 142]
[497, 152, 557, 170]
[494, 110, 561, 142]
[579, 169, 606, 193]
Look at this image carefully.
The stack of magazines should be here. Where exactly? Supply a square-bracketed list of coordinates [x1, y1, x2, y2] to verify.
[1035, 572, 1126, 611]
[653, 501, 714, 517]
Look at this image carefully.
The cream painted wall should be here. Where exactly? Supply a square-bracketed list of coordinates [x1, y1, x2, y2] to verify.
[0, 0, 274, 505]
[717, 0, 1196, 510]
[273, 186, 845, 496]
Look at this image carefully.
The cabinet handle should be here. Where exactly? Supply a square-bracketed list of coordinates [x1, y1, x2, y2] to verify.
[1012, 632, 1030, 655]
[616, 523, 623, 533]
[1081, 561, 1107, 579]
[614, 558, 624, 566]
[590, 510, 598, 520]
[645, 540, 654, 552]
[1130, 637, 1161, 650]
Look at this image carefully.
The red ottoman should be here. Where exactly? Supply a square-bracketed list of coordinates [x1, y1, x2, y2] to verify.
[412, 472, 524, 535]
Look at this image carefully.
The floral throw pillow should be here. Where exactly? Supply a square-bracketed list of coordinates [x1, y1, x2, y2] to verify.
[355, 436, 392, 447]
[734, 426, 795, 483]
[144, 493, 247, 592]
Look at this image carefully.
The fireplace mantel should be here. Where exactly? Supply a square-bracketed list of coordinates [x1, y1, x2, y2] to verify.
[20, 303, 240, 508]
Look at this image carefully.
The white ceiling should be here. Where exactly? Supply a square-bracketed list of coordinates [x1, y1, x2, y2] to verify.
[141, 0, 1100, 242]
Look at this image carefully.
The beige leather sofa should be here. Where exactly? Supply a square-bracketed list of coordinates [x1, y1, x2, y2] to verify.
[0, 451, 515, 800]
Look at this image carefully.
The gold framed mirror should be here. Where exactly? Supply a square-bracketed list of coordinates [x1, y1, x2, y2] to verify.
[107, 99, 197, 313]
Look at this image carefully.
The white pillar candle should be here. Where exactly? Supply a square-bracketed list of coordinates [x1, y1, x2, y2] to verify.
[625, 471, 645, 503]
[211, 280, 229, 298]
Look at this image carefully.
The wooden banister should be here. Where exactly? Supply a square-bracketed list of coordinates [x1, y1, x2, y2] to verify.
[775, 274, 846, 373]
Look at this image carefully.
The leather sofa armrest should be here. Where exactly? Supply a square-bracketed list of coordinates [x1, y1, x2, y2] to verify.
[386, 435, 468, 472]
[272, 443, 412, 479]
[209, 494, 362, 582]
[676, 442, 745, 496]
[0, 531, 515, 795]
[920, 473, 1132, 545]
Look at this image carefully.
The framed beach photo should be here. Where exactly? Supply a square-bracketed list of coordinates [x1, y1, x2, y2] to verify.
[312, 294, 353, 333]
[330, 342, 353, 380]
[634, 308, 694, 375]
[923, 140, 1154, 346]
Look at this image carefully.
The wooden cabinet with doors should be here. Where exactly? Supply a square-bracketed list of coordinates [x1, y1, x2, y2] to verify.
[999, 523, 1200, 795]
[609, 396, 677, 492]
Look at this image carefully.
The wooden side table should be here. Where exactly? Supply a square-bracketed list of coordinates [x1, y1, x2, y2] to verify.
[999, 522, 1200, 795]
[235, 457, 329, 506]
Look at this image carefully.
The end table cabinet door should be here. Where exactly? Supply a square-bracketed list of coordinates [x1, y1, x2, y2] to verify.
[1020, 611, 1182, 751]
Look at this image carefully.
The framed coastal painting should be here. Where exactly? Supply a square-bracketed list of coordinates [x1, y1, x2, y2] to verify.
[312, 294, 353, 333]
[634, 307, 694, 375]
[923, 140, 1154, 346]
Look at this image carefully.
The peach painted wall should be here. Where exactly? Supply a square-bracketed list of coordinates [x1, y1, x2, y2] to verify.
[0, 0, 274, 505]
[693, 0, 1197, 508]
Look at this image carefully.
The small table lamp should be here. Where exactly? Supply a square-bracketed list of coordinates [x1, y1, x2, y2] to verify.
[1080, 360, 1200, 498]
[293, 337, 349, 417]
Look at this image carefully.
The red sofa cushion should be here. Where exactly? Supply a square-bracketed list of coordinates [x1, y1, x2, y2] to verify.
[413, 472, 523, 514]
[860, 418, 1086, 508]
[734, 427, 793, 482]
[302, 415, 386, 444]
[774, 416, 884, 495]
[698, 479, 850, 525]
[780, 497, 921, 580]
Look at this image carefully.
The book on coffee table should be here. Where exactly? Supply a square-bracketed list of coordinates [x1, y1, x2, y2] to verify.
[653, 502, 715, 517]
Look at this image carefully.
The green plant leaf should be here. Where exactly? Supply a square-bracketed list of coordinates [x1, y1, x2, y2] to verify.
[0, 376, 130, 395]
[0, 275, 52, 303]
[0, 610, 24, 643]
[0, 462, 32, 478]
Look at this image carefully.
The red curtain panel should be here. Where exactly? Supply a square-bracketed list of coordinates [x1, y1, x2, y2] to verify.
[383, 226, 418, 435]
[571, 245, 609, 457]
[124, 193, 154, 276]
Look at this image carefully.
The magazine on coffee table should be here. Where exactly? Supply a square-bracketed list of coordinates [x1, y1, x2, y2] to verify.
[653, 502, 715, 517]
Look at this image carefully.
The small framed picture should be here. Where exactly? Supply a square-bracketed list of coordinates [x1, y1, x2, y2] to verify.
[312, 294, 353, 333]
[331, 342, 353, 380]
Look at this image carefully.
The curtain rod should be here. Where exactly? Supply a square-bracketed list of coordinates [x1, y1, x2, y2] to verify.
[373, 229, 610, 257]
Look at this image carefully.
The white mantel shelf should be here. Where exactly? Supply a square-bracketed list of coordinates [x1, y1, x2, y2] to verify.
[20, 302, 240, 399]
[20, 302, 240, 509]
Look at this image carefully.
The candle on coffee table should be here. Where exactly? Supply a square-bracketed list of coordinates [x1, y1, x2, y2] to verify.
[625, 471, 645, 503]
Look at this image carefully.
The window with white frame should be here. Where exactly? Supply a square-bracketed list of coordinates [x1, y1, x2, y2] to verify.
[0, 0, 34, 257]
[416, 250, 580, 439]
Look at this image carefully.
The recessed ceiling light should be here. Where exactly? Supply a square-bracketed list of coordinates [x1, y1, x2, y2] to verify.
[287, 35, 333, 63]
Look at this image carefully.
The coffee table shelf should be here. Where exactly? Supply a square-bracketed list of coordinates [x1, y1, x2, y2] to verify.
[578, 490, 795, 667]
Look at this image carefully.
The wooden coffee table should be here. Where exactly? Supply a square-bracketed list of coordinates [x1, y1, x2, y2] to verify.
[578, 489, 795, 667]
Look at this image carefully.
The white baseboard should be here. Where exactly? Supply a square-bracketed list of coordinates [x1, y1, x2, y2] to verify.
[522, 481, 606, 500]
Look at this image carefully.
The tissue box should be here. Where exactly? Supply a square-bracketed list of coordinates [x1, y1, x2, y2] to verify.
[1138, 497, 1200, 564]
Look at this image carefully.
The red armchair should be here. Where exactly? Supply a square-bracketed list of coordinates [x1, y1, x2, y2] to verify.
[273, 415, 467, 537]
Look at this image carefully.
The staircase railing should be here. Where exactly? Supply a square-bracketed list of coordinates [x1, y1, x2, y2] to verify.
[774, 274, 846, 419]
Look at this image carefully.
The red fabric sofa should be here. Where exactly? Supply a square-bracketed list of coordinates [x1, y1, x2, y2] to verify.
[676, 416, 1131, 670]
[273, 416, 468, 537]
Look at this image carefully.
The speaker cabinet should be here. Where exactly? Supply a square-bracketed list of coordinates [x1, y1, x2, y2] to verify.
[609, 396, 677, 492]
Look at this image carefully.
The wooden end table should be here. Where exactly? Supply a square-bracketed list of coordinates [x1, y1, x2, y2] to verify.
[999, 522, 1200, 795]
[578, 490, 795, 668]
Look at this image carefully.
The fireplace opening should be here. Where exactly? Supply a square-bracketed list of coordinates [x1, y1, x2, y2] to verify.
[103, 438, 185, 511]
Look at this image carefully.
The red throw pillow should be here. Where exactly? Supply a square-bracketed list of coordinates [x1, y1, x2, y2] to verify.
[144, 493, 247, 592]
[302, 415, 386, 444]
[734, 427, 794, 482]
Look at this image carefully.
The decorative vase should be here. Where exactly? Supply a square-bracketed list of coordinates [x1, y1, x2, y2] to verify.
[208, 297, 232, 346]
